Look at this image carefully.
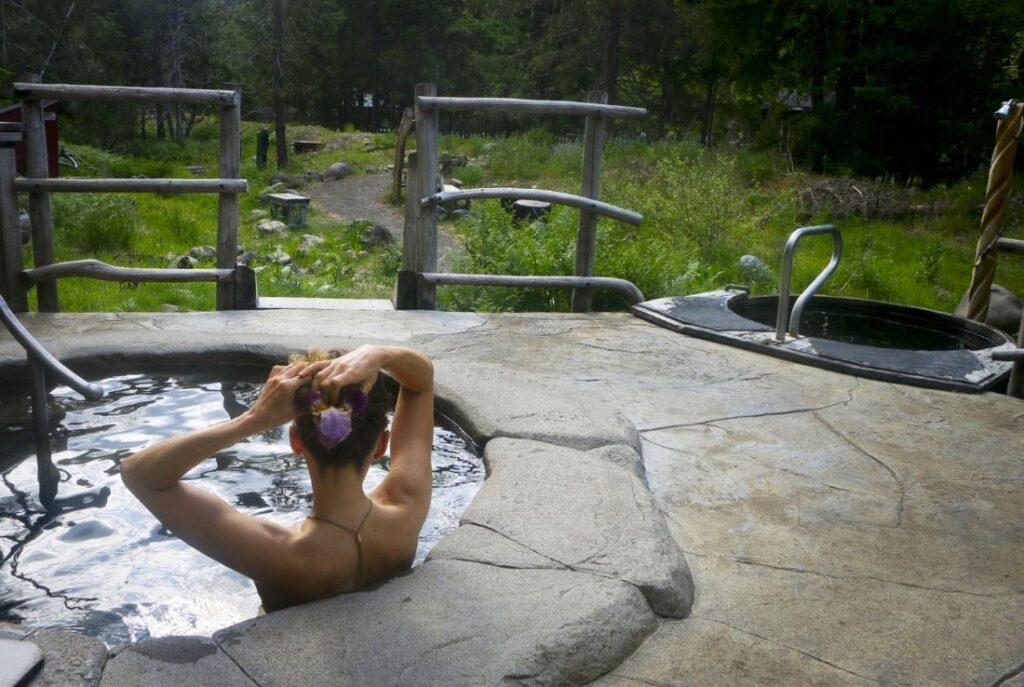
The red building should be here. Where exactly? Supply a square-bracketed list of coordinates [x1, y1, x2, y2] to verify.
[0, 100, 60, 177]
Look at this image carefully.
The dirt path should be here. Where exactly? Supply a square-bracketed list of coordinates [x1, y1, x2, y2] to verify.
[304, 172, 460, 270]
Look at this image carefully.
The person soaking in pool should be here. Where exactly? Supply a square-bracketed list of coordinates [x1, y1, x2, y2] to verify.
[120, 344, 434, 611]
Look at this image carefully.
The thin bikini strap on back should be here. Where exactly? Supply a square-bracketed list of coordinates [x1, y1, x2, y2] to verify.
[308, 502, 374, 585]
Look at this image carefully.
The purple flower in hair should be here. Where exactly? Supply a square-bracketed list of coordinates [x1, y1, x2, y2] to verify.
[317, 408, 352, 449]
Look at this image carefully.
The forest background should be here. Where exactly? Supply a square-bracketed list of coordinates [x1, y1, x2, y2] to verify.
[2, 0, 1024, 313]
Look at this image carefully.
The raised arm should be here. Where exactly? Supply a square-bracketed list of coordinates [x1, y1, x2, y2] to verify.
[302, 345, 434, 511]
[120, 365, 308, 582]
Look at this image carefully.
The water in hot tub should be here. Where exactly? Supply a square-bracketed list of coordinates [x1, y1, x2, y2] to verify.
[0, 372, 482, 645]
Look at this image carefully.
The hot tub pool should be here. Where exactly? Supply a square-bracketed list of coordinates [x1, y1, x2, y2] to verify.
[0, 371, 482, 645]
[633, 289, 1016, 392]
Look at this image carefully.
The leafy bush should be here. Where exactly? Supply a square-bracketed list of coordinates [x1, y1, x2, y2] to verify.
[53, 194, 138, 252]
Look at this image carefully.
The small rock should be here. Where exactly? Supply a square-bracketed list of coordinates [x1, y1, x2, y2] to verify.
[161, 303, 179, 313]
[163, 252, 178, 263]
[270, 246, 291, 265]
[250, 208, 269, 219]
[297, 234, 326, 256]
[185, 164, 207, 176]
[189, 245, 216, 260]
[176, 255, 197, 269]
[257, 219, 288, 236]
[325, 162, 353, 180]
[356, 250, 369, 259]
[269, 172, 305, 188]
[482, 142, 497, 152]
[237, 245, 247, 256]
[451, 208, 472, 219]
[448, 178, 464, 188]
[359, 224, 394, 248]
[738, 254, 774, 281]
[259, 182, 288, 199]
[311, 259, 324, 271]
[19, 211, 30, 244]
[237, 250, 255, 265]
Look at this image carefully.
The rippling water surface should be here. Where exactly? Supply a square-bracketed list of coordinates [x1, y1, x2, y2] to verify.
[0, 373, 482, 645]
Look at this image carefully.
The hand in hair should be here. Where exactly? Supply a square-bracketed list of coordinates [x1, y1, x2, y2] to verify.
[245, 364, 308, 432]
[300, 345, 388, 405]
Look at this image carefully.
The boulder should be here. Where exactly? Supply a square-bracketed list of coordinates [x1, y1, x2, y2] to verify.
[324, 162, 353, 180]
[257, 219, 287, 236]
[738, 254, 774, 281]
[297, 234, 326, 256]
[358, 224, 394, 248]
[441, 437, 693, 618]
[188, 245, 216, 260]
[175, 255, 197, 269]
[269, 246, 291, 265]
[237, 251, 255, 266]
[956, 284, 1023, 335]
[215, 560, 656, 687]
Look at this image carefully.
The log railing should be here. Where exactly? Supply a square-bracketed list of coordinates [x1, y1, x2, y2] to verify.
[0, 76, 254, 313]
[394, 83, 646, 312]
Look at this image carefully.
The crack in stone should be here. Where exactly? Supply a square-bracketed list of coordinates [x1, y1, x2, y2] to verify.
[812, 412, 905, 528]
[603, 675, 678, 687]
[212, 637, 264, 687]
[991, 658, 1024, 686]
[460, 523, 655, 609]
[690, 614, 881, 684]
[461, 522, 569, 569]
[685, 549, 1019, 598]
[638, 380, 859, 433]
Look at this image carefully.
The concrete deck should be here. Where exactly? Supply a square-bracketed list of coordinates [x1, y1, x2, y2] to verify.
[1, 309, 1022, 686]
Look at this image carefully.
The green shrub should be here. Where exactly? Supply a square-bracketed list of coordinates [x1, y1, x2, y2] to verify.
[53, 194, 138, 253]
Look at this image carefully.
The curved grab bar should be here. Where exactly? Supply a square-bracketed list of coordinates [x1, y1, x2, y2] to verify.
[422, 187, 643, 226]
[775, 225, 843, 342]
[0, 295, 104, 401]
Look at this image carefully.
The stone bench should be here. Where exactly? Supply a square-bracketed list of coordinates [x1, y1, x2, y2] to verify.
[265, 192, 311, 228]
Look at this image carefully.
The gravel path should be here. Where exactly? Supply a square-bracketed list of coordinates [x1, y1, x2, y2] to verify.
[304, 172, 460, 270]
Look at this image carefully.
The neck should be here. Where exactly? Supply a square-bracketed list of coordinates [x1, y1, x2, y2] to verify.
[306, 457, 371, 521]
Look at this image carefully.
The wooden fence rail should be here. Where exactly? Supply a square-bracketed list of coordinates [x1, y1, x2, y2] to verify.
[396, 83, 646, 312]
[14, 179, 248, 194]
[1, 76, 250, 313]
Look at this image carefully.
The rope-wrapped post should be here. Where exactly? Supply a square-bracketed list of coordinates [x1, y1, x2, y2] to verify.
[966, 100, 1023, 322]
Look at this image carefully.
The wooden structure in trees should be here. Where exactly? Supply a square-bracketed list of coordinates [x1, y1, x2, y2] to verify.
[0, 75, 254, 312]
[394, 83, 647, 312]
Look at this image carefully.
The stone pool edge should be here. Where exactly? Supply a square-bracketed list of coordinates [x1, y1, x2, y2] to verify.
[0, 332, 694, 686]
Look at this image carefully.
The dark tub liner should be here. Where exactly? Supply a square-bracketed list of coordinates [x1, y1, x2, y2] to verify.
[632, 290, 1015, 393]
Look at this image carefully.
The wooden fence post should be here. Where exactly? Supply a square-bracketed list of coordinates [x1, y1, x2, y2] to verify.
[392, 107, 415, 203]
[0, 123, 27, 312]
[394, 151, 420, 309]
[20, 73, 57, 312]
[571, 90, 608, 313]
[414, 83, 439, 310]
[217, 84, 241, 310]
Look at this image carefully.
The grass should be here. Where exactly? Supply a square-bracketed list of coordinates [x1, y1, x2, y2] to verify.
[24, 118, 1024, 315]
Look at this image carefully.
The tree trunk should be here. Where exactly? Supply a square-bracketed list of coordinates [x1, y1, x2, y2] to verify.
[809, 5, 827, 172]
[602, 0, 622, 104]
[272, 0, 288, 169]
[370, 0, 381, 132]
[156, 105, 166, 139]
[700, 76, 717, 147]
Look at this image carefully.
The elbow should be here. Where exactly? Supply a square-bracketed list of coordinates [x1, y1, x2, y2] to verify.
[120, 454, 141, 493]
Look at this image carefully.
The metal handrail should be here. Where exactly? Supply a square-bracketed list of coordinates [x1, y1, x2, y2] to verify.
[0, 294, 103, 400]
[0, 293, 103, 508]
[775, 225, 843, 342]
